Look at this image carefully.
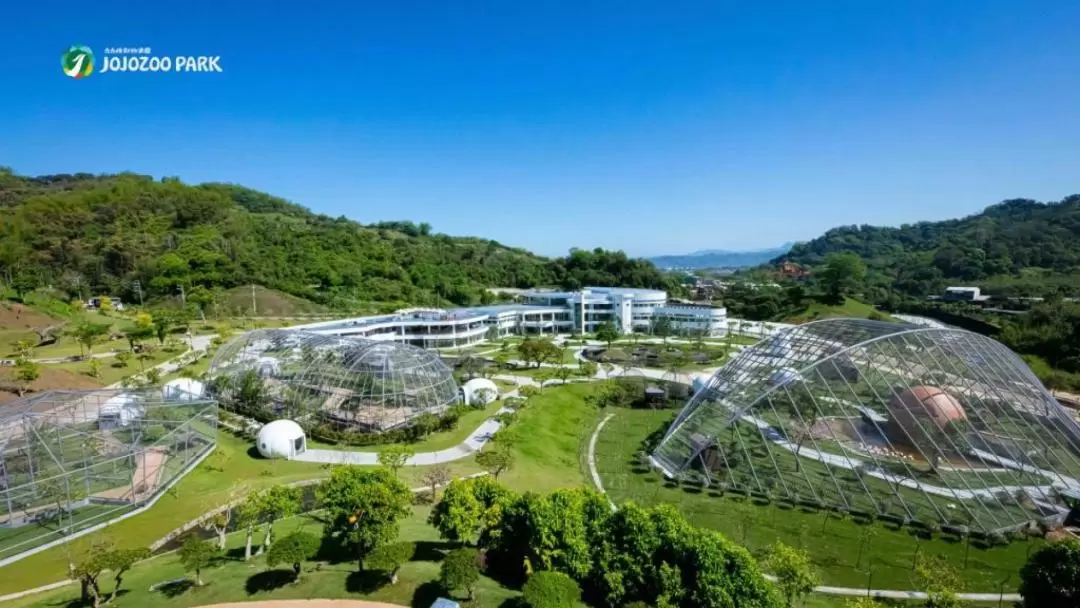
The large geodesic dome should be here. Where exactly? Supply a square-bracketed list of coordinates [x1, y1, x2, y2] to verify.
[651, 318, 1080, 536]
[208, 329, 460, 432]
[0, 389, 217, 563]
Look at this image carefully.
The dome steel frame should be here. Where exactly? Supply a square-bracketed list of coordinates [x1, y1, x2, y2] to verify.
[651, 318, 1080, 535]
[208, 329, 460, 432]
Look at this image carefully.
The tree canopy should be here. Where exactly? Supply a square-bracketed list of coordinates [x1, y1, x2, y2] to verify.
[0, 170, 678, 309]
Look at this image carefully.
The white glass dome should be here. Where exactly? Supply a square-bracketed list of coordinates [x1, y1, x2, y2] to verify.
[162, 378, 206, 401]
[461, 378, 499, 406]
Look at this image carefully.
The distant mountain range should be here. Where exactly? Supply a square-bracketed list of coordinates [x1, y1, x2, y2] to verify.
[650, 243, 795, 269]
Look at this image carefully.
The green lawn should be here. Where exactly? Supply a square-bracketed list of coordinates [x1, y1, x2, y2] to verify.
[495, 382, 599, 491]
[594, 407, 1040, 593]
[306, 398, 506, 453]
[49, 347, 178, 386]
[7, 508, 528, 608]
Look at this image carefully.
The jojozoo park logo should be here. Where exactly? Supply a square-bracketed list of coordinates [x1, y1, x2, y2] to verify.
[61, 45, 222, 77]
[61, 46, 94, 79]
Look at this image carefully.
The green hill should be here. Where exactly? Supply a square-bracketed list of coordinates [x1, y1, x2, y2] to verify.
[0, 168, 676, 310]
[779, 194, 1080, 297]
[782, 296, 892, 324]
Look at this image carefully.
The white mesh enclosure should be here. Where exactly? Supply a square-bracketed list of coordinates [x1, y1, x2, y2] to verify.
[208, 329, 460, 432]
[651, 318, 1080, 536]
[0, 389, 217, 561]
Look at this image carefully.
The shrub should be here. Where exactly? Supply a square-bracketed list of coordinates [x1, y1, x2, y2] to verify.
[522, 570, 582, 608]
[440, 548, 481, 600]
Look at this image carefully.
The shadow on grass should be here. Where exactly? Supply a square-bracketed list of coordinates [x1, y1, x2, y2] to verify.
[246, 569, 296, 595]
[413, 540, 456, 562]
[316, 534, 355, 564]
[410, 581, 446, 608]
[345, 570, 388, 594]
[156, 579, 195, 598]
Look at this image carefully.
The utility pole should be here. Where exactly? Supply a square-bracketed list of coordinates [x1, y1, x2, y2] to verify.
[133, 280, 144, 306]
[251, 283, 257, 316]
[178, 284, 186, 308]
[73, 276, 83, 302]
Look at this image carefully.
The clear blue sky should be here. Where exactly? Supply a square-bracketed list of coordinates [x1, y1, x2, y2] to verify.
[3, 1, 1079, 257]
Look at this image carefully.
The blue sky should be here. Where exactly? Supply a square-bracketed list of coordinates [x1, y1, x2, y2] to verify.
[3, 1, 1079, 257]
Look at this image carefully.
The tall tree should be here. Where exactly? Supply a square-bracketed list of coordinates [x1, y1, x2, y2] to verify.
[259, 485, 303, 552]
[1019, 539, 1080, 607]
[378, 445, 414, 478]
[765, 542, 820, 607]
[818, 252, 867, 303]
[178, 535, 219, 587]
[316, 466, 413, 571]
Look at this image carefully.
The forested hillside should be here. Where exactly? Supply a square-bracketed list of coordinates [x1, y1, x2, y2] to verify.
[780, 195, 1080, 297]
[0, 169, 674, 310]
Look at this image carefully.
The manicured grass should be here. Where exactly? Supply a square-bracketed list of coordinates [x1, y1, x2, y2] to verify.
[306, 399, 506, 453]
[8, 508, 525, 608]
[496, 382, 599, 491]
[49, 347, 177, 386]
[593, 407, 1040, 593]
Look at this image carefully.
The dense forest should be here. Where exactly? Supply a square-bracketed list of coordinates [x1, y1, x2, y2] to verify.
[0, 169, 676, 311]
[779, 195, 1080, 298]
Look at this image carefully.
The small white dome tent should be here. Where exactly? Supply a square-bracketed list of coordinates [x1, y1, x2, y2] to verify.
[98, 393, 144, 430]
[256, 419, 306, 459]
[162, 378, 206, 402]
[460, 378, 499, 406]
[769, 367, 802, 388]
[255, 356, 281, 378]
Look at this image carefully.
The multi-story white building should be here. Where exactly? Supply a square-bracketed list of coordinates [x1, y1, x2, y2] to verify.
[294, 287, 726, 348]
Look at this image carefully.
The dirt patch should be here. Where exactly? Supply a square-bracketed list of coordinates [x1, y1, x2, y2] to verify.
[0, 366, 103, 404]
[197, 601, 407, 608]
[0, 303, 59, 331]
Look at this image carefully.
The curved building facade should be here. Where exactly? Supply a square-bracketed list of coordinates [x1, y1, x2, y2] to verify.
[651, 318, 1080, 534]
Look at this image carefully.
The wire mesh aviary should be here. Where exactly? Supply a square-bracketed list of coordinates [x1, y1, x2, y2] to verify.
[650, 317, 1080, 536]
[0, 388, 217, 561]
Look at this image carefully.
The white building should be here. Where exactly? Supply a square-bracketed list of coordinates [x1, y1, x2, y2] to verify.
[256, 419, 307, 459]
[294, 287, 726, 348]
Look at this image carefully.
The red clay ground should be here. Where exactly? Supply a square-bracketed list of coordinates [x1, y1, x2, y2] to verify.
[0, 302, 59, 331]
[0, 366, 103, 404]
[197, 601, 407, 608]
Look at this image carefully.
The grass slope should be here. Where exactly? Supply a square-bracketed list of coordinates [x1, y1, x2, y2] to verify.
[783, 297, 894, 324]
[594, 407, 1040, 592]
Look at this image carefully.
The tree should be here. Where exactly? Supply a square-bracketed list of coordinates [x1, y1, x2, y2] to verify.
[440, 548, 481, 601]
[650, 316, 673, 344]
[11, 339, 34, 358]
[71, 322, 110, 358]
[519, 385, 539, 399]
[87, 358, 101, 378]
[366, 541, 415, 585]
[265, 531, 319, 580]
[123, 325, 154, 352]
[260, 485, 303, 553]
[202, 509, 232, 550]
[237, 490, 266, 561]
[98, 296, 114, 313]
[554, 365, 573, 384]
[151, 312, 174, 345]
[595, 319, 619, 348]
[475, 448, 514, 480]
[316, 466, 413, 570]
[423, 464, 451, 500]
[378, 445, 414, 477]
[429, 480, 483, 543]
[915, 554, 963, 608]
[70, 542, 114, 608]
[114, 351, 132, 368]
[522, 570, 582, 608]
[13, 358, 39, 396]
[578, 359, 598, 378]
[819, 252, 867, 303]
[1019, 539, 1080, 607]
[765, 542, 820, 607]
[178, 535, 219, 587]
[103, 547, 150, 603]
